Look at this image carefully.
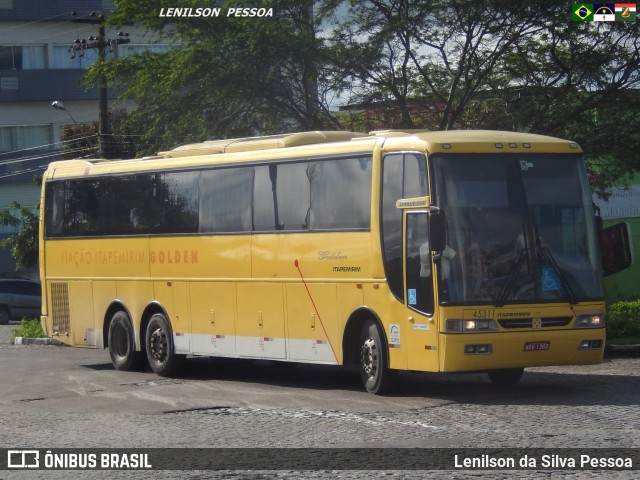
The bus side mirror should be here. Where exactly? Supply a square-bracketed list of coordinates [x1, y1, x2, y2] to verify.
[594, 204, 603, 233]
[429, 210, 446, 252]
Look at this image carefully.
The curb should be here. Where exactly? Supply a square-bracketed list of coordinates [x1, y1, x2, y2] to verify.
[605, 344, 640, 357]
[13, 337, 66, 346]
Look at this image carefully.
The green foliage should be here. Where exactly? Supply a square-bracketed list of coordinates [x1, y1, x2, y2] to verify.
[60, 123, 98, 159]
[11, 318, 46, 340]
[60, 108, 143, 159]
[324, 0, 640, 186]
[87, 0, 339, 154]
[0, 201, 39, 270]
[88, 1, 640, 183]
[606, 300, 640, 339]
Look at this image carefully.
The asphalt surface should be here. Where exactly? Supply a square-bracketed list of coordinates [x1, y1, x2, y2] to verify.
[0, 321, 638, 480]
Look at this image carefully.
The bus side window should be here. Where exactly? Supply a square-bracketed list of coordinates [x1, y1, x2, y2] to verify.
[67, 179, 102, 235]
[45, 183, 65, 236]
[406, 213, 434, 315]
[381, 152, 429, 303]
[254, 163, 309, 232]
[307, 157, 372, 230]
[200, 168, 253, 233]
[404, 153, 428, 198]
[130, 208, 148, 230]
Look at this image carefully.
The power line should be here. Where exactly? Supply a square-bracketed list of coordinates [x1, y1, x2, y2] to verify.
[0, 145, 98, 167]
[0, 165, 48, 180]
[0, 134, 99, 159]
[0, 133, 160, 164]
[69, 11, 131, 159]
[0, 147, 147, 180]
[0, 141, 159, 166]
[0, 141, 99, 164]
[0, 11, 77, 32]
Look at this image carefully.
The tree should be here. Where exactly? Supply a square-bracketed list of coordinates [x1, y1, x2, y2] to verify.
[59, 108, 144, 159]
[324, 0, 640, 186]
[498, 14, 640, 189]
[92, 1, 640, 185]
[0, 202, 39, 271]
[324, 0, 548, 129]
[88, 0, 341, 154]
[60, 123, 98, 159]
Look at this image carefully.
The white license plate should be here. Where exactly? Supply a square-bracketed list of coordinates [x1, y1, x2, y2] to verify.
[524, 341, 550, 351]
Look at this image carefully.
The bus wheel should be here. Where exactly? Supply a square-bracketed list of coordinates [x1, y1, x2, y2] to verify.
[145, 313, 184, 377]
[359, 321, 395, 394]
[487, 368, 524, 385]
[108, 311, 142, 371]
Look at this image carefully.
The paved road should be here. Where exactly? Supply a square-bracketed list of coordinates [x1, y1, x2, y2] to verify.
[0, 322, 638, 479]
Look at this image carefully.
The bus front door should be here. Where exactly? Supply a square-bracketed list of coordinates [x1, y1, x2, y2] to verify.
[404, 211, 440, 372]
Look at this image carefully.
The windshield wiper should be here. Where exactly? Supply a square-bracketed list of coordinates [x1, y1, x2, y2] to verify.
[494, 247, 528, 307]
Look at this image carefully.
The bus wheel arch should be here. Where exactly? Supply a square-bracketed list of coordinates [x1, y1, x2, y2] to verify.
[103, 301, 132, 349]
[343, 308, 396, 394]
[343, 307, 380, 366]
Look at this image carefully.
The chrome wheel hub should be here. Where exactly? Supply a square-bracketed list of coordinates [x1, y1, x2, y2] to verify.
[149, 328, 167, 361]
[361, 337, 378, 378]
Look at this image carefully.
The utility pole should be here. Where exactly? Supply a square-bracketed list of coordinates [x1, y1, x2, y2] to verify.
[69, 12, 130, 159]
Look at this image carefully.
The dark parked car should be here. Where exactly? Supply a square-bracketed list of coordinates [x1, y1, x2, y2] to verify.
[0, 279, 42, 324]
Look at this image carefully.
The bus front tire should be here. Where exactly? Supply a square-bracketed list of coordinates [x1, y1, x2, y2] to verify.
[145, 313, 184, 377]
[359, 321, 396, 394]
[108, 311, 143, 371]
[487, 368, 524, 385]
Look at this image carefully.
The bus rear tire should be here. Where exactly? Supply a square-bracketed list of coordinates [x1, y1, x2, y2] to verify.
[487, 368, 524, 385]
[359, 320, 396, 394]
[145, 313, 184, 377]
[108, 311, 143, 371]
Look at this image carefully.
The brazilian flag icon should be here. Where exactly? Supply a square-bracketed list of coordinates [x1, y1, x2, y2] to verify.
[572, 3, 595, 20]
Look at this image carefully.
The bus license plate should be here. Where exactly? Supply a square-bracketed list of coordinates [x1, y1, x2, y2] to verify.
[524, 341, 550, 352]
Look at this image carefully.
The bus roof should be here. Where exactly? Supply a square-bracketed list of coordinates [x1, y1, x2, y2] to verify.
[45, 130, 582, 178]
[409, 130, 581, 154]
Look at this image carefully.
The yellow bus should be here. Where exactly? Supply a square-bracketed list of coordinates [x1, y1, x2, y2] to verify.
[39, 130, 606, 394]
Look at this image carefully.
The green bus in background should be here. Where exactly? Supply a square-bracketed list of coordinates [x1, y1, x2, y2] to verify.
[594, 174, 640, 303]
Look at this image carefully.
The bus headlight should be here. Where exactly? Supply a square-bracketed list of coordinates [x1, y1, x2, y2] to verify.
[446, 318, 499, 332]
[574, 314, 605, 328]
[464, 344, 493, 354]
[578, 339, 603, 350]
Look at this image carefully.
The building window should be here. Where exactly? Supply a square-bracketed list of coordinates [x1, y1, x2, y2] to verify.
[0, 125, 51, 152]
[0, 46, 45, 70]
[0, 77, 17, 90]
[119, 44, 172, 57]
[0, 0, 13, 9]
[52, 45, 99, 69]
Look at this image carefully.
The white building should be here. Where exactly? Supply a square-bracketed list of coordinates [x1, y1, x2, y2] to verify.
[0, 0, 166, 274]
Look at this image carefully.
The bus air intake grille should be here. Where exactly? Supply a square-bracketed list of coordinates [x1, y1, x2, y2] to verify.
[50, 282, 70, 335]
[498, 317, 572, 329]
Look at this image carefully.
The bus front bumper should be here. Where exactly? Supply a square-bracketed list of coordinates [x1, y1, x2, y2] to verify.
[439, 328, 605, 372]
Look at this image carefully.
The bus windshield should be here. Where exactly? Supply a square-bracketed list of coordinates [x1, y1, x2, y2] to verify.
[432, 154, 603, 306]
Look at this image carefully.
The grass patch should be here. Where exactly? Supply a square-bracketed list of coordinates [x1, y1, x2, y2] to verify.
[607, 337, 640, 346]
[11, 318, 46, 341]
[606, 300, 640, 339]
